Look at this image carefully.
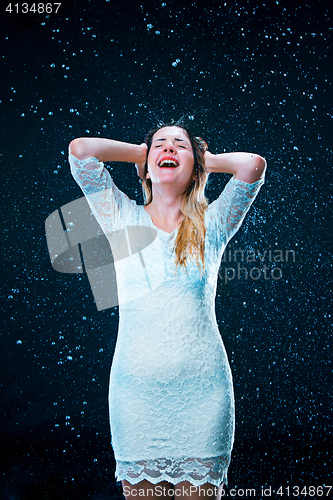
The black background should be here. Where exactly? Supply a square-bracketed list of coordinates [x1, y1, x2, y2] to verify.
[1, 0, 332, 498]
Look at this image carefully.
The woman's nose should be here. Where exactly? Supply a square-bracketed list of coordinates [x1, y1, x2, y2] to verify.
[163, 143, 175, 153]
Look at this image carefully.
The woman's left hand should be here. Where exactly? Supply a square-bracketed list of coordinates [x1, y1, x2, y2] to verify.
[203, 150, 214, 173]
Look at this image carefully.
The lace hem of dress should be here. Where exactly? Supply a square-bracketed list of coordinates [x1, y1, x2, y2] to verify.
[115, 456, 230, 487]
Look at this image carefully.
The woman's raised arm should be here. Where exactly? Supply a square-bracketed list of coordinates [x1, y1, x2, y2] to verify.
[204, 151, 266, 184]
[69, 137, 147, 168]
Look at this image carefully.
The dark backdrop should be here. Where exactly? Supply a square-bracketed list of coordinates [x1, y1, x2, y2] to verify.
[1, 0, 332, 498]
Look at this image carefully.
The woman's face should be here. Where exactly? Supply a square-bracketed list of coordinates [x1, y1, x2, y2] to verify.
[146, 126, 196, 192]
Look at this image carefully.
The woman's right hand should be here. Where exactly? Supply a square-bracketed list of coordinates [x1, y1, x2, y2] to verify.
[135, 143, 148, 178]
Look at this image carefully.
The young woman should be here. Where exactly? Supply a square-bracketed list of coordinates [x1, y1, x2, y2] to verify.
[69, 121, 266, 500]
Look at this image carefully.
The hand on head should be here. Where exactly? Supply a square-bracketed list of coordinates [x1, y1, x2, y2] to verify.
[135, 143, 148, 178]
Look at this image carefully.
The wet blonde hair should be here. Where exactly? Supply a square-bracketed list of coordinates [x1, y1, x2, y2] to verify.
[141, 121, 209, 273]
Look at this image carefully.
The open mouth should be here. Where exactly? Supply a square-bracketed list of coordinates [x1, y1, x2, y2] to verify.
[158, 158, 179, 168]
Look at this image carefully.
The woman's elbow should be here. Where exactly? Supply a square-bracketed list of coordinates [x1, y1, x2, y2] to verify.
[238, 155, 266, 183]
[69, 138, 87, 160]
[251, 155, 267, 179]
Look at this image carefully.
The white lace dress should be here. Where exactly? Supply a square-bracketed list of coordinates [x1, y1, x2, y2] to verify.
[69, 153, 264, 487]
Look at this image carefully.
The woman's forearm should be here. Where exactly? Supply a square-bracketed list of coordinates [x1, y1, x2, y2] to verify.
[205, 151, 266, 183]
[69, 137, 147, 165]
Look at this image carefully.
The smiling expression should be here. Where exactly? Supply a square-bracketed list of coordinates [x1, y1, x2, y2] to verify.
[146, 126, 196, 192]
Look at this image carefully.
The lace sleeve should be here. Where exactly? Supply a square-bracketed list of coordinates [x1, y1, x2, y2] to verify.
[69, 153, 135, 234]
[207, 175, 265, 244]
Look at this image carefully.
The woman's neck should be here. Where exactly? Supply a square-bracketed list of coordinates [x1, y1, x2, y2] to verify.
[144, 191, 185, 231]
